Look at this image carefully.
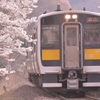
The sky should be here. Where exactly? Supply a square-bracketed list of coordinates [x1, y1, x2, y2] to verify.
[69, 0, 100, 12]
[31, 0, 71, 17]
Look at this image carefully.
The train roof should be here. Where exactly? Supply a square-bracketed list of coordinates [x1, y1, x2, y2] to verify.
[38, 10, 100, 19]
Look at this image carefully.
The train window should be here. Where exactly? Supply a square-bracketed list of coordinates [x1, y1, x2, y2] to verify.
[67, 27, 77, 46]
[42, 25, 59, 46]
[84, 24, 100, 45]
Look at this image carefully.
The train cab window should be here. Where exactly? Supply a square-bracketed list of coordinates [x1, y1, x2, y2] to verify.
[67, 27, 77, 46]
[42, 25, 59, 46]
[96, 33, 100, 43]
[84, 24, 100, 45]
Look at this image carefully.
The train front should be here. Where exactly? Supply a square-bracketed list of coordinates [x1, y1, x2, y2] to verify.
[37, 10, 100, 90]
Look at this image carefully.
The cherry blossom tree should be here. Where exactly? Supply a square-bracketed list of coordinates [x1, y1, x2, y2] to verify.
[0, 0, 38, 58]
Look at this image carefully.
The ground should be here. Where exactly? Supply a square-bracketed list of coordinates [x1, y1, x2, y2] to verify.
[0, 72, 61, 100]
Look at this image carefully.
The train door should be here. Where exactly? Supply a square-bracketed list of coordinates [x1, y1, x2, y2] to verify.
[62, 23, 81, 69]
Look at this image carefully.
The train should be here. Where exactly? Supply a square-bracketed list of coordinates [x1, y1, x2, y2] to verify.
[29, 6, 100, 92]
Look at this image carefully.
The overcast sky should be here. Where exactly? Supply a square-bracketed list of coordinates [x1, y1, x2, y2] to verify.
[69, 0, 100, 12]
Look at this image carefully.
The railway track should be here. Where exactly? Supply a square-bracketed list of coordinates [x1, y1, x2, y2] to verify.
[43, 88, 100, 100]
[38, 84, 100, 100]
[57, 94, 99, 100]
[85, 95, 99, 100]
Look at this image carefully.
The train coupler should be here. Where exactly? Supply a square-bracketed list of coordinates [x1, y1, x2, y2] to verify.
[67, 79, 79, 89]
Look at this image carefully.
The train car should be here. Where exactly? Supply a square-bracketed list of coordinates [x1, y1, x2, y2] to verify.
[29, 7, 100, 91]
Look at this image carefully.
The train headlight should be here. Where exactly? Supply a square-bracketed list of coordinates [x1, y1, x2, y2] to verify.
[72, 14, 78, 19]
[65, 14, 71, 20]
[68, 70, 77, 79]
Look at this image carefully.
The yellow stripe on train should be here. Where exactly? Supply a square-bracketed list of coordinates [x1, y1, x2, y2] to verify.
[84, 49, 100, 60]
[42, 49, 60, 60]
